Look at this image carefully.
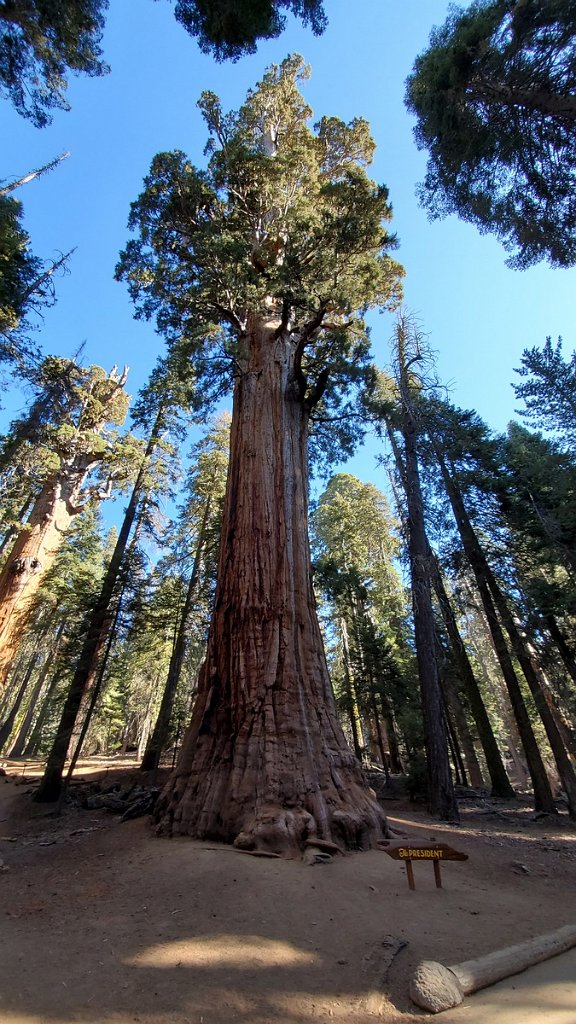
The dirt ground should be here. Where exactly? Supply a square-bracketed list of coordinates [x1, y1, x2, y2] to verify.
[1, 757, 575, 1024]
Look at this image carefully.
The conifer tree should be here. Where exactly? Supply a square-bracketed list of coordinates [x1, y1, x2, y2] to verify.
[35, 358, 185, 801]
[381, 317, 459, 820]
[418, 397, 565, 814]
[513, 337, 576, 455]
[407, 0, 576, 267]
[118, 56, 403, 855]
[0, 155, 71, 377]
[0, 358, 131, 686]
[141, 415, 229, 772]
[311, 472, 412, 772]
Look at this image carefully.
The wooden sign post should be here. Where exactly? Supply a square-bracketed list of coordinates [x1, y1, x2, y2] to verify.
[378, 841, 468, 890]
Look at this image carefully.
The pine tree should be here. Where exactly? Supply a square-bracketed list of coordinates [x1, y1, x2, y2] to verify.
[379, 317, 459, 820]
[141, 415, 229, 772]
[0, 155, 70, 376]
[311, 472, 413, 774]
[513, 337, 576, 456]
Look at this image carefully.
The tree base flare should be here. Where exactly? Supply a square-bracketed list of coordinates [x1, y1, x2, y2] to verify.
[155, 779, 389, 860]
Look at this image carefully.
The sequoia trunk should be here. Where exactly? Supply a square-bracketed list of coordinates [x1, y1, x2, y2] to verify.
[156, 316, 387, 855]
[0, 473, 86, 685]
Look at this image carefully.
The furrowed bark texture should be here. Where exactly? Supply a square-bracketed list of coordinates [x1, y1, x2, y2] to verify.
[394, 360, 458, 822]
[0, 472, 85, 685]
[156, 317, 387, 856]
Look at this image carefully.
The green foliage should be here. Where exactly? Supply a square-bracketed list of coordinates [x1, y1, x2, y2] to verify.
[0, 192, 46, 373]
[171, 0, 326, 60]
[312, 472, 417, 761]
[11, 507, 112, 753]
[406, 0, 576, 267]
[117, 56, 403, 464]
[513, 337, 576, 454]
[0, 357, 136, 548]
[0, 194, 39, 334]
[0, 0, 109, 127]
[501, 422, 576, 617]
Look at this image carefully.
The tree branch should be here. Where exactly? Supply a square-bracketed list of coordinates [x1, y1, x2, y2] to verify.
[293, 304, 327, 400]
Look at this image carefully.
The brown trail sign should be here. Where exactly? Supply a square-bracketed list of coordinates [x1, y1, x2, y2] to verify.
[378, 841, 468, 890]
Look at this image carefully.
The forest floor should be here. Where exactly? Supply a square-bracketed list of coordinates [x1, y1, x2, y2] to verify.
[0, 757, 575, 1024]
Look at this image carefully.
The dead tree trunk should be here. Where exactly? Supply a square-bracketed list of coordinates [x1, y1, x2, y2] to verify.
[386, 328, 458, 822]
[156, 315, 387, 856]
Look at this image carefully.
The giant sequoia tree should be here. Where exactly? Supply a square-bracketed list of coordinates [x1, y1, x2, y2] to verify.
[117, 56, 403, 855]
[406, 0, 576, 268]
[0, 358, 131, 686]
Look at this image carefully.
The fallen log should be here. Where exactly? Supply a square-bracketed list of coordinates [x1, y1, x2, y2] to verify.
[410, 923, 576, 1014]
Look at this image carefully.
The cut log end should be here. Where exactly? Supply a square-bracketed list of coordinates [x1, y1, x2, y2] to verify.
[409, 961, 464, 1013]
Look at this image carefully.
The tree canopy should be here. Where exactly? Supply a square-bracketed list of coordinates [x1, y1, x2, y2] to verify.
[0, 0, 326, 125]
[514, 336, 576, 453]
[117, 54, 403, 460]
[0, 0, 109, 126]
[171, 0, 326, 60]
[406, 0, 576, 268]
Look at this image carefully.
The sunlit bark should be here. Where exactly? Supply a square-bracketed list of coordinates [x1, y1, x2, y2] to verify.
[157, 315, 387, 856]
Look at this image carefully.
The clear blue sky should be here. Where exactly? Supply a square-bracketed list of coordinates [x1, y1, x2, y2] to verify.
[2, 0, 575, 487]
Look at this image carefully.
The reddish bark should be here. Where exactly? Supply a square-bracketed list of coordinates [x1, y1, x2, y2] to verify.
[156, 316, 387, 856]
[0, 472, 86, 684]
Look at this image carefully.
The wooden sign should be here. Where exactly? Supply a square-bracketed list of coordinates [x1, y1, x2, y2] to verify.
[378, 841, 468, 890]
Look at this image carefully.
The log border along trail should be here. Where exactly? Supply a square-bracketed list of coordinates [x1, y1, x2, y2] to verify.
[410, 924, 576, 1013]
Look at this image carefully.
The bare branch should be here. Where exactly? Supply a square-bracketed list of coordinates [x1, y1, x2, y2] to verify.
[0, 152, 70, 197]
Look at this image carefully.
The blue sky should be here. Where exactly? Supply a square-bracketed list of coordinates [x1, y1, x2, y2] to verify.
[2, 0, 575, 488]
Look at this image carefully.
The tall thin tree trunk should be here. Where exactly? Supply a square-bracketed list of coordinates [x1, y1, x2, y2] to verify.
[9, 623, 66, 757]
[379, 695, 404, 773]
[58, 597, 123, 805]
[0, 654, 39, 751]
[433, 448, 557, 814]
[429, 553, 514, 797]
[545, 615, 576, 686]
[339, 617, 364, 762]
[389, 323, 458, 821]
[439, 658, 483, 788]
[35, 412, 164, 802]
[156, 314, 387, 855]
[486, 578, 576, 818]
[141, 497, 212, 773]
[23, 667, 65, 757]
[367, 676, 389, 777]
[446, 714, 467, 787]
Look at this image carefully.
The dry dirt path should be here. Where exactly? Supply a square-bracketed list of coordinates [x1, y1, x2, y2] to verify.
[435, 948, 576, 1024]
[0, 760, 575, 1024]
